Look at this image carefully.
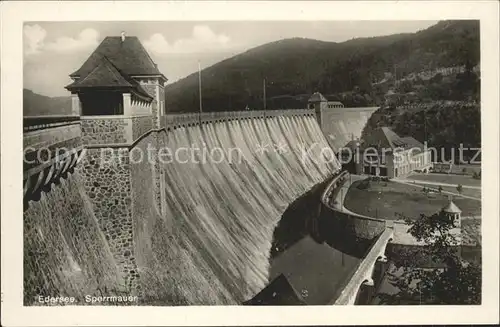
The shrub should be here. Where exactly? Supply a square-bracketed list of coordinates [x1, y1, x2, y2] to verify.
[357, 180, 371, 190]
[472, 171, 481, 180]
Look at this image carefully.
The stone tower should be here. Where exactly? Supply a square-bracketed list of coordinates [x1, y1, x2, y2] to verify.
[66, 33, 168, 294]
[308, 92, 328, 128]
[442, 195, 462, 228]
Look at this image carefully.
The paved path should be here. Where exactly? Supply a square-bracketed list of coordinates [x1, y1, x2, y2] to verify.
[393, 179, 481, 201]
[398, 178, 481, 190]
[329, 174, 366, 216]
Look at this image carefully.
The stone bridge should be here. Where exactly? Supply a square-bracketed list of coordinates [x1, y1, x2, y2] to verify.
[332, 228, 394, 305]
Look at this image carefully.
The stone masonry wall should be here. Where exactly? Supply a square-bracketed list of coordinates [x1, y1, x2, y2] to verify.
[151, 101, 159, 129]
[158, 85, 165, 126]
[141, 84, 157, 99]
[142, 83, 160, 128]
[77, 148, 139, 293]
[158, 85, 165, 109]
[81, 118, 128, 145]
[132, 116, 153, 141]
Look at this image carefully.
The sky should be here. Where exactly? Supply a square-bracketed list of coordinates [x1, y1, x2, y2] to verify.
[24, 21, 438, 97]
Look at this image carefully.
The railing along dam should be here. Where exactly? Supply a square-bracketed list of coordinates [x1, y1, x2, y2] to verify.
[23, 115, 83, 208]
[24, 108, 359, 305]
[320, 171, 394, 305]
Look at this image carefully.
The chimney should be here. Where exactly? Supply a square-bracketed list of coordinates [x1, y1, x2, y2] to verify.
[121, 31, 126, 42]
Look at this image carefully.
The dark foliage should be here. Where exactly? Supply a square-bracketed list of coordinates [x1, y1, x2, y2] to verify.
[362, 102, 481, 162]
[379, 211, 481, 304]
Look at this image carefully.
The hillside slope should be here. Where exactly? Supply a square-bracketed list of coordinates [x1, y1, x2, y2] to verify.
[23, 89, 72, 116]
[165, 20, 479, 113]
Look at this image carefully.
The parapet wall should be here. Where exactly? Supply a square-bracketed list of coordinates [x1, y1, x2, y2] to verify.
[23, 116, 83, 208]
[161, 109, 315, 130]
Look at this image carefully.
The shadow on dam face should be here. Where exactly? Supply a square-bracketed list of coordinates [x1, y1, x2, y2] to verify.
[262, 179, 374, 305]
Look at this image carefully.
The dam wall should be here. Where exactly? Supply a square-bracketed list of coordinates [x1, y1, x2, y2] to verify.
[130, 114, 341, 304]
[23, 171, 123, 304]
[317, 107, 379, 152]
[23, 109, 345, 305]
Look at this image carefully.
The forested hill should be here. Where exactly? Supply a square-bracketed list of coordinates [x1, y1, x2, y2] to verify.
[165, 20, 479, 113]
[23, 89, 72, 116]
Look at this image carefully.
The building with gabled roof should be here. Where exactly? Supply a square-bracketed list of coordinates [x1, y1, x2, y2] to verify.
[65, 33, 167, 123]
[351, 126, 432, 178]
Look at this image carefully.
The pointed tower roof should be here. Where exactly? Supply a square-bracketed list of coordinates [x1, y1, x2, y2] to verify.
[70, 36, 167, 82]
[443, 198, 462, 214]
[308, 92, 328, 103]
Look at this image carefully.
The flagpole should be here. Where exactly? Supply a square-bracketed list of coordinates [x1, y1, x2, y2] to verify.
[198, 61, 203, 112]
[263, 78, 267, 110]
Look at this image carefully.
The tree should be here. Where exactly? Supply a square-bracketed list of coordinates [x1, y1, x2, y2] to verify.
[379, 211, 481, 304]
[438, 185, 443, 193]
[456, 184, 463, 194]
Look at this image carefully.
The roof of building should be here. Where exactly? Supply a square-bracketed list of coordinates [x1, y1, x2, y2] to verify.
[442, 200, 462, 214]
[65, 56, 153, 100]
[67, 56, 133, 88]
[308, 92, 328, 103]
[381, 127, 406, 148]
[70, 36, 165, 79]
[361, 127, 425, 152]
[400, 136, 424, 151]
[66, 35, 164, 100]
[242, 274, 306, 305]
[341, 140, 361, 152]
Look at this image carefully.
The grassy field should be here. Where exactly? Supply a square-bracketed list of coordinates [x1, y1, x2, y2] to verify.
[440, 163, 481, 176]
[414, 182, 481, 199]
[406, 173, 481, 187]
[344, 179, 481, 220]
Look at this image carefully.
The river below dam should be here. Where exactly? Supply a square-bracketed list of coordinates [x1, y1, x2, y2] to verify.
[269, 235, 360, 304]
[261, 180, 366, 305]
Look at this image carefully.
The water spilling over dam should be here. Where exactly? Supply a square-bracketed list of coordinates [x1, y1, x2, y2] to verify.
[24, 173, 123, 304]
[24, 113, 349, 305]
[22, 32, 384, 306]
